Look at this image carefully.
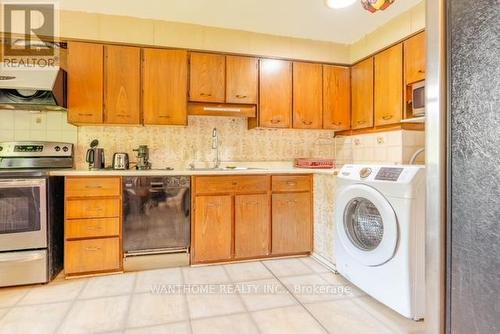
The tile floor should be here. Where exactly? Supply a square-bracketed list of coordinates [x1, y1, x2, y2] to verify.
[0, 257, 424, 334]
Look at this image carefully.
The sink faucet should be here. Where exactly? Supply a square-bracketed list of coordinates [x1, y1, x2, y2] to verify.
[212, 128, 220, 168]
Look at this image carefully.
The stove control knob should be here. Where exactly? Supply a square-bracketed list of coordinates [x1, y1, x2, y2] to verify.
[54, 146, 61, 152]
[360, 167, 372, 179]
[0, 146, 3, 151]
[62, 146, 69, 152]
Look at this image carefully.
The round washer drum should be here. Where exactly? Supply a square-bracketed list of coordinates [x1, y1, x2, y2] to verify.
[335, 184, 398, 266]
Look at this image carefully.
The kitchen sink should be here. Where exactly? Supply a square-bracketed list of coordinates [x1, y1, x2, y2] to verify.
[188, 166, 267, 171]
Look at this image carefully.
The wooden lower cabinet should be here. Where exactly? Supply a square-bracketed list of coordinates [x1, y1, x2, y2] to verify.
[64, 177, 122, 277]
[272, 192, 312, 254]
[235, 194, 270, 258]
[193, 195, 233, 263]
[65, 238, 121, 274]
[192, 175, 312, 264]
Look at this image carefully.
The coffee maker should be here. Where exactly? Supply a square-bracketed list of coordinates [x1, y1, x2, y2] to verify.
[133, 145, 152, 170]
[86, 139, 105, 169]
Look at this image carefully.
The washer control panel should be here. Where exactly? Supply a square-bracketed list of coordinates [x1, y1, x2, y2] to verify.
[374, 167, 404, 181]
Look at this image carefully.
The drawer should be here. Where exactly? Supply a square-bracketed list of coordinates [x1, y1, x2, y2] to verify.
[66, 177, 121, 198]
[65, 237, 121, 274]
[195, 176, 270, 194]
[272, 175, 311, 192]
[66, 218, 120, 239]
[66, 198, 121, 219]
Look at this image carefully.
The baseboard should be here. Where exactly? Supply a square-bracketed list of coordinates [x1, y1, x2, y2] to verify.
[311, 252, 338, 273]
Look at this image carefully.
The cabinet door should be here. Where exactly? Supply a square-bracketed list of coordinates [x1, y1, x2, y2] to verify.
[351, 57, 374, 130]
[143, 49, 188, 125]
[189, 52, 225, 103]
[193, 195, 232, 263]
[226, 56, 258, 104]
[293, 62, 323, 129]
[272, 192, 312, 254]
[323, 65, 351, 130]
[105, 45, 141, 124]
[235, 194, 270, 258]
[374, 44, 403, 126]
[67, 42, 103, 124]
[259, 59, 292, 128]
[404, 32, 426, 84]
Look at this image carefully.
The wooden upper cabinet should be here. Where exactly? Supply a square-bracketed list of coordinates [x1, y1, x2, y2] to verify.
[105, 45, 141, 124]
[189, 52, 225, 103]
[259, 59, 292, 128]
[323, 65, 351, 131]
[351, 57, 374, 130]
[404, 31, 426, 84]
[226, 56, 258, 104]
[234, 194, 270, 258]
[142, 49, 188, 125]
[293, 62, 323, 129]
[67, 42, 104, 124]
[374, 43, 403, 126]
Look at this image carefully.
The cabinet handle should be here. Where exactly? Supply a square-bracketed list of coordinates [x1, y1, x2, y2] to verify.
[116, 114, 130, 118]
[85, 247, 101, 252]
[331, 121, 342, 126]
[270, 119, 281, 124]
[357, 120, 366, 124]
[235, 94, 248, 99]
[158, 115, 171, 119]
[78, 113, 93, 117]
[302, 120, 313, 125]
[286, 181, 297, 186]
[287, 200, 298, 204]
[200, 92, 212, 97]
[232, 182, 238, 186]
[85, 185, 102, 189]
[418, 69, 425, 74]
[86, 225, 103, 231]
[382, 115, 393, 120]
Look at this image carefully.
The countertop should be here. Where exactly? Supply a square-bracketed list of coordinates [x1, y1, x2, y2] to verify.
[49, 161, 339, 176]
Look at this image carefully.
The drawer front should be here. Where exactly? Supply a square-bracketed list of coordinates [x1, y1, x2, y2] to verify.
[66, 177, 121, 197]
[65, 238, 120, 274]
[66, 218, 120, 239]
[195, 176, 270, 194]
[66, 198, 121, 219]
[272, 175, 311, 192]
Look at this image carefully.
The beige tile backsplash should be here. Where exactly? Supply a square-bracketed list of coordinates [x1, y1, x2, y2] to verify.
[336, 130, 425, 165]
[0, 110, 424, 168]
[0, 110, 77, 143]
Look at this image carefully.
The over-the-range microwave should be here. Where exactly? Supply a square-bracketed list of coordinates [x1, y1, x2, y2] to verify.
[411, 81, 425, 117]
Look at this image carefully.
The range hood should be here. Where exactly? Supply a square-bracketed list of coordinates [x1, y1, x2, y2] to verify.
[0, 64, 67, 111]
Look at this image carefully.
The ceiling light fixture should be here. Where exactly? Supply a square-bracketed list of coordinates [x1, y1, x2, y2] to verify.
[325, 0, 357, 9]
[361, 0, 396, 13]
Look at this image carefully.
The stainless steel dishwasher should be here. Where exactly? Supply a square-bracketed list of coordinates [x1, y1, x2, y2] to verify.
[122, 176, 191, 270]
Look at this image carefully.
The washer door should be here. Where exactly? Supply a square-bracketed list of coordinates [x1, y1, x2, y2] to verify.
[335, 184, 398, 266]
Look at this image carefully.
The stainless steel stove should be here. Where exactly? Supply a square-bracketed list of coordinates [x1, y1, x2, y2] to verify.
[0, 141, 73, 287]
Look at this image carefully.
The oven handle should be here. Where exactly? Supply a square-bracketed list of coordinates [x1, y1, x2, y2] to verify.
[0, 179, 46, 188]
[0, 252, 45, 263]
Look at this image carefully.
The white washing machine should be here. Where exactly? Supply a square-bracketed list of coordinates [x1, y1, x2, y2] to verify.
[335, 164, 425, 320]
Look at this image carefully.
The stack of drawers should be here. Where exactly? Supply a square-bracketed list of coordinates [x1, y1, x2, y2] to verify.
[64, 177, 122, 277]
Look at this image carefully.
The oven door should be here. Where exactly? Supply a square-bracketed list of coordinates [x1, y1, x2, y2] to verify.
[0, 178, 47, 251]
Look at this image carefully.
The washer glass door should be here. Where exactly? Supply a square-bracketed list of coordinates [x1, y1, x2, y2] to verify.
[335, 184, 398, 266]
[344, 197, 384, 251]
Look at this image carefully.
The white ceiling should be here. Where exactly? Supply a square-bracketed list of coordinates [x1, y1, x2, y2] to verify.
[59, 0, 423, 44]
